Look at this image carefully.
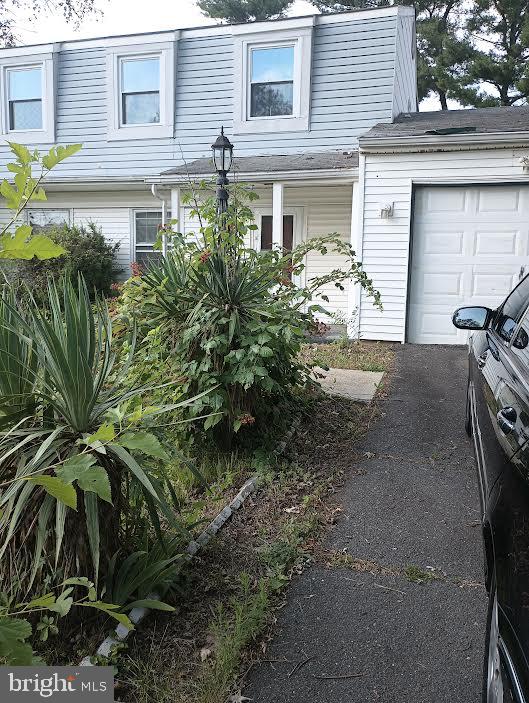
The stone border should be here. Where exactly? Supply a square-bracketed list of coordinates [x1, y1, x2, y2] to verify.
[80, 414, 302, 667]
[80, 477, 260, 666]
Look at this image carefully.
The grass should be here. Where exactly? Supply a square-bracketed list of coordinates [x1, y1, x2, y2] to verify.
[403, 565, 437, 584]
[194, 574, 270, 703]
[299, 340, 395, 372]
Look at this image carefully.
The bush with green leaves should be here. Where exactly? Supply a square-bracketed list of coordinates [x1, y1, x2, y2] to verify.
[7, 222, 121, 299]
[0, 578, 133, 666]
[118, 182, 381, 447]
[0, 276, 199, 601]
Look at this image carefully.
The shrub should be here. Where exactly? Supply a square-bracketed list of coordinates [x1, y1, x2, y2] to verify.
[119, 182, 381, 447]
[6, 222, 121, 299]
[0, 276, 198, 602]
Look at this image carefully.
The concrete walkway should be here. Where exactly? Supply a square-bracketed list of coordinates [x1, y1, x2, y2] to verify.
[244, 345, 486, 703]
[316, 367, 384, 402]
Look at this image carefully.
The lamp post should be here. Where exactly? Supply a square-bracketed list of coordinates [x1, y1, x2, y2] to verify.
[211, 126, 234, 215]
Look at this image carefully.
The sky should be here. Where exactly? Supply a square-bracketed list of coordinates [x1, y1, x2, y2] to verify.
[13, 0, 317, 44]
[10, 0, 446, 110]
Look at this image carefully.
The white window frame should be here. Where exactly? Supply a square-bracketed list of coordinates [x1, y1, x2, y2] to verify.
[233, 23, 313, 135]
[131, 208, 171, 265]
[0, 49, 56, 144]
[106, 42, 175, 141]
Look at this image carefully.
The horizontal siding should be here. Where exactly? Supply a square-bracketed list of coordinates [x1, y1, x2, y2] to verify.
[359, 146, 529, 342]
[0, 185, 353, 315]
[0, 13, 414, 179]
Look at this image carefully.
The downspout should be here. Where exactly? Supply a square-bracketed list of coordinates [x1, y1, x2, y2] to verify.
[151, 184, 168, 257]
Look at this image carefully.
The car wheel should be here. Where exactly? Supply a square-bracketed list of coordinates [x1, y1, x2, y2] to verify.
[483, 582, 515, 703]
[465, 381, 473, 437]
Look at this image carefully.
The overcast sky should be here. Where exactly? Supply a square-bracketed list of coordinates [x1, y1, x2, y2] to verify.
[13, 0, 317, 44]
[11, 0, 445, 110]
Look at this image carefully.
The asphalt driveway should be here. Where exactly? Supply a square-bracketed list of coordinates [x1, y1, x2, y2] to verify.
[244, 344, 487, 703]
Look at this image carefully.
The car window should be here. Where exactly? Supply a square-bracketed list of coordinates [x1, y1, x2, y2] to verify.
[511, 309, 529, 367]
[495, 276, 529, 343]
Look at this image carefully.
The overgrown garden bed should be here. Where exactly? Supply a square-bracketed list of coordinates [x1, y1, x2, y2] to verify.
[0, 142, 387, 686]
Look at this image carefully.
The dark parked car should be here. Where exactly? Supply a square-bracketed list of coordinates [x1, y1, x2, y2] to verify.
[453, 275, 529, 703]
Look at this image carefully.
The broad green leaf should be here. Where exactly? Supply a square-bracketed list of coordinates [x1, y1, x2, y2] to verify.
[23, 593, 56, 609]
[56, 454, 97, 484]
[84, 492, 100, 586]
[83, 423, 115, 446]
[42, 144, 82, 170]
[0, 226, 66, 261]
[48, 589, 74, 617]
[117, 431, 168, 461]
[7, 142, 31, 165]
[80, 602, 133, 630]
[0, 617, 34, 665]
[62, 577, 94, 589]
[25, 476, 77, 510]
[78, 466, 112, 504]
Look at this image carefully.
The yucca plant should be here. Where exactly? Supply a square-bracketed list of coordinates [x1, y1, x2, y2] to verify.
[0, 276, 201, 599]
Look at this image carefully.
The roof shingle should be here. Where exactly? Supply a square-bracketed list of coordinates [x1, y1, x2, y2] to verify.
[161, 151, 359, 177]
[361, 106, 529, 141]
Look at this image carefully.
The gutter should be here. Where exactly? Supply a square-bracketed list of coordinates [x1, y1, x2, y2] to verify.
[145, 168, 359, 186]
[359, 130, 529, 153]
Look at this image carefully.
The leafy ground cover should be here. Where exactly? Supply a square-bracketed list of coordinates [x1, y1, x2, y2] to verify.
[113, 382, 391, 703]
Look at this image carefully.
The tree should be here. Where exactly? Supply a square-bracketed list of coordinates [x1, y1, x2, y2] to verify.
[197, 0, 293, 23]
[313, 0, 529, 108]
[313, 0, 476, 108]
[463, 0, 529, 106]
[1, 0, 98, 47]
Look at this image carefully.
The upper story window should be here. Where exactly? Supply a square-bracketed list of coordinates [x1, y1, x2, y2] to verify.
[0, 48, 56, 144]
[120, 56, 160, 126]
[233, 21, 313, 135]
[249, 46, 294, 118]
[8, 66, 42, 131]
[106, 41, 175, 141]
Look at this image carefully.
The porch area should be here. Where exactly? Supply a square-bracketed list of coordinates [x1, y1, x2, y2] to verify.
[149, 151, 361, 328]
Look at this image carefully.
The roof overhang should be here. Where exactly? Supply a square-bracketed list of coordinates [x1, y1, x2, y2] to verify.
[146, 168, 358, 186]
[37, 177, 152, 192]
[360, 130, 529, 153]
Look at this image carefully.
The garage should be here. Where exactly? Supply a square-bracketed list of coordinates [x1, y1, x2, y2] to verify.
[407, 184, 529, 344]
[358, 107, 529, 345]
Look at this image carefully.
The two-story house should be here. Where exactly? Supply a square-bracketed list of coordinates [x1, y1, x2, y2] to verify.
[0, 5, 417, 333]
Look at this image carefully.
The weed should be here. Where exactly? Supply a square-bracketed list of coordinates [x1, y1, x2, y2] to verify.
[299, 340, 395, 373]
[404, 565, 437, 584]
[194, 574, 270, 703]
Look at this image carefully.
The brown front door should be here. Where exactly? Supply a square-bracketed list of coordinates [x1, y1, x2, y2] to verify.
[260, 215, 294, 251]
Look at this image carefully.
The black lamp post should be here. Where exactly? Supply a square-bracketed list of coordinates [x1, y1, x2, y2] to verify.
[211, 126, 234, 215]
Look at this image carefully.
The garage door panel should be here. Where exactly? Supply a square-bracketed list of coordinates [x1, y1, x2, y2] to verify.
[409, 185, 529, 344]
[474, 230, 519, 255]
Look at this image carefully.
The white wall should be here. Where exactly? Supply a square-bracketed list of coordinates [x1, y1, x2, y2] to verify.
[359, 146, 529, 341]
[0, 183, 355, 320]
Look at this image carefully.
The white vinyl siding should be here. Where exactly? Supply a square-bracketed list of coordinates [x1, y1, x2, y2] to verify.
[359, 147, 529, 342]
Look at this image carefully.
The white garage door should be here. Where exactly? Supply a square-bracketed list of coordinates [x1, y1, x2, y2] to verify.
[408, 185, 529, 344]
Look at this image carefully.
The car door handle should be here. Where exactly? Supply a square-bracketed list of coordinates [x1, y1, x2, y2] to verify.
[497, 406, 517, 434]
[477, 352, 488, 369]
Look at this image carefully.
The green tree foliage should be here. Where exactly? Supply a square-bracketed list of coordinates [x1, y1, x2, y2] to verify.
[8, 221, 121, 300]
[197, 0, 293, 22]
[313, 0, 529, 107]
[1, 0, 98, 47]
[464, 0, 529, 106]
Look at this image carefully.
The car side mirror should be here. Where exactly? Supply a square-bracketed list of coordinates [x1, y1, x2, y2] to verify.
[452, 306, 493, 331]
[513, 328, 529, 350]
